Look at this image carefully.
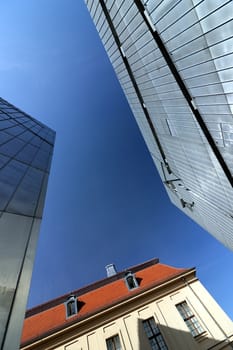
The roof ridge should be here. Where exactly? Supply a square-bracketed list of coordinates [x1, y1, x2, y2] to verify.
[22, 266, 195, 347]
[25, 258, 160, 317]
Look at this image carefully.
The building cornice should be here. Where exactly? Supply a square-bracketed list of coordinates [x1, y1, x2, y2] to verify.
[21, 268, 196, 350]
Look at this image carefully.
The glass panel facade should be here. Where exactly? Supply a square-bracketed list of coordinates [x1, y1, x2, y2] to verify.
[0, 97, 55, 350]
[86, 0, 233, 250]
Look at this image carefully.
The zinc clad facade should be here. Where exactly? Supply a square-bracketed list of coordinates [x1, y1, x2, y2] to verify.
[85, 0, 233, 250]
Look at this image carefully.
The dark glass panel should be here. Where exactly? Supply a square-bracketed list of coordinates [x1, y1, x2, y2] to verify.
[46, 152, 53, 172]
[0, 132, 13, 146]
[37, 129, 48, 139]
[0, 112, 11, 120]
[0, 138, 25, 157]
[2, 108, 19, 114]
[18, 130, 34, 143]
[30, 125, 41, 133]
[40, 141, 51, 154]
[46, 131, 56, 144]
[7, 167, 44, 216]
[16, 143, 39, 165]
[4, 125, 25, 136]
[0, 154, 10, 168]
[16, 117, 30, 123]
[0, 120, 16, 130]
[0, 160, 28, 210]
[29, 135, 42, 147]
[31, 148, 50, 171]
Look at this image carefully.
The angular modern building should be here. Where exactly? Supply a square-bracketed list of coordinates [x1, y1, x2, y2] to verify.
[85, 0, 233, 250]
[0, 97, 55, 350]
[20, 258, 233, 349]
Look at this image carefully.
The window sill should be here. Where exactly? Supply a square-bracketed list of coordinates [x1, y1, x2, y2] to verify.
[194, 331, 208, 343]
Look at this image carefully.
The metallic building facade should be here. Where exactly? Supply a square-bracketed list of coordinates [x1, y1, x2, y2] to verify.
[0, 97, 55, 350]
[85, 0, 233, 250]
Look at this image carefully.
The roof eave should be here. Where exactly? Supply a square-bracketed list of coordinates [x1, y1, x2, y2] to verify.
[21, 267, 196, 349]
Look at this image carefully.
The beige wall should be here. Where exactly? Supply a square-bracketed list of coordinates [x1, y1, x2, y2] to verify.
[52, 279, 233, 350]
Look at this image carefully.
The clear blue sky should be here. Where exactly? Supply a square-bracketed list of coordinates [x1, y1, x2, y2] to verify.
[0, 0, 233, 319]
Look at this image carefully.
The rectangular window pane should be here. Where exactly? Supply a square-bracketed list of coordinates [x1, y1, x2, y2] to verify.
[143, 318, 168, 350]
[176, 301, 204, 337]
[106, 334, 122, 350]
[65, 296, 78, 318]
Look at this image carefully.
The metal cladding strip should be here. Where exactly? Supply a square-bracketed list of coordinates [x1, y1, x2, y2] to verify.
[134, 0, 233, 188]
[1, 220, 35, 349]
[98, 0, 172, 174]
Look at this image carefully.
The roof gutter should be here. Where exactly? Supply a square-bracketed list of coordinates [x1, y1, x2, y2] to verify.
[21, 268, 196, 350]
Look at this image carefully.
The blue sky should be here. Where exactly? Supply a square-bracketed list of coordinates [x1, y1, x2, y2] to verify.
[0, 0, 233, 319]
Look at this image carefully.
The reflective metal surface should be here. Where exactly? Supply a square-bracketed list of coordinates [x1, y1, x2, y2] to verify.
[86, 0, 233, 249]
[0, 97, 55, 350]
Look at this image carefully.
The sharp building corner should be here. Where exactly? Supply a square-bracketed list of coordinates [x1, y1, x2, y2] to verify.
[0, 97, 55, 350]
[85, 0, 233, 250]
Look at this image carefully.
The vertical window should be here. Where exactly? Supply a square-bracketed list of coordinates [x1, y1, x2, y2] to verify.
[125, 271, 138, 290]
[65, 295, 78, 318]
[176, 301, 204, 337]
[143, 318, 168, 350]
[106, 334, 122, 350]
[166, 119, 177, 136]
[220, 122, 233, 147]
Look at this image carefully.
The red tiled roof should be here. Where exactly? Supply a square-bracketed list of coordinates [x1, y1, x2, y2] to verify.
[21, 259, 193, 347]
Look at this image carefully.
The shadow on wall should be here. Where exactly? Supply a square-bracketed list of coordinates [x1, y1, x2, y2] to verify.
[137, 318, 233, 350]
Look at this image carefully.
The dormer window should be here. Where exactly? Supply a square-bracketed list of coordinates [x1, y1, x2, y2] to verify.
[125, 271, 138, 290]
[65, 295, 78, 318]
